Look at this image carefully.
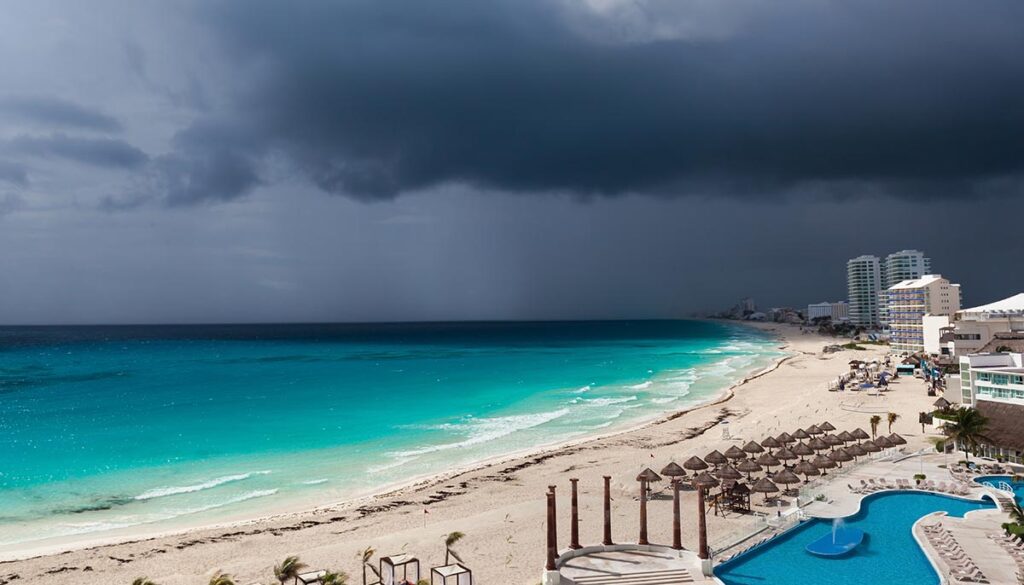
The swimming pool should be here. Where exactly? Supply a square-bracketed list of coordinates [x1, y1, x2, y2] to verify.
[715, 491, 994, 585]
[977, 475, 1024, 504]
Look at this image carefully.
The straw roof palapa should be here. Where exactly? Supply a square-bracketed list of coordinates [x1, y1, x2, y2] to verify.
[933, 397, 951, 409]
[823, 434, 843, 447]
[760, 436, 782, 449]
[737, 459, 762, 475]
[888, 433, 907, 445]
[777, 432, 796, 444]
[812, 454, 836, 469]
[860, 440, 881, 453]
[794, 459, 820, 478]
[724, 445, 747, 460]
[819, 421, 836, 432]
[636, 468, 663, 482]
[751, 477, 779, 495]
[660, 462, 687, 478]
[756, 452, 781, 467]
[874, 436, 894, 449]
[742, 440, 765, 455]
[837, 430, 855, 443]
[846, 443, 867, 457]
[791, 429, 810, 441]
[806, 424, 822, 435]
[807, 437, 829, 451]
[705, 450, 728, 466]
[715, 464, 743, 480]
[772, 447, 798, 461]
[683, 456, 709, 471]
[792, 442, 814, 457]
[691, 471, 720, 489]
[773, 469, 801, 486]
[828, 448, 852, 463]
[851, 428, 871, 440]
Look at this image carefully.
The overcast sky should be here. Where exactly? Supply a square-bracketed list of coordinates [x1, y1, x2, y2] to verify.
[1, 0, 1023, 325]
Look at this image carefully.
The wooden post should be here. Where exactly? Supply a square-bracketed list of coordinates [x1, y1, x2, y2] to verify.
[545, 491, 557, 571]
[569, 478, 581, 549]
[638, 479, 649, 545]
[602, 475, 613, 546]
[672, 479, 682, 550]
[696, 486, 709, 560]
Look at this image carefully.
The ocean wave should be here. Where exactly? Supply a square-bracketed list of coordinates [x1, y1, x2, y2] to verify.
[573, 385, 591, 393]
[583, 396, 638, 407]
[393, 409, 570, 458]
[629, 381, 652, 390]
[134, 471, 271, 501]
[301, 478, 329, 485]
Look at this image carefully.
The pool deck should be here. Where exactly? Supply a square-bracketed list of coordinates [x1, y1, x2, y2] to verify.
[914, 509, 1020, 585]
[556, 545, 715, 584]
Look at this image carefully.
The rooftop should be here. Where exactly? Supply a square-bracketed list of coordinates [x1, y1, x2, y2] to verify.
[959, 292, 1024, 317]
[889, 274, 946, 290]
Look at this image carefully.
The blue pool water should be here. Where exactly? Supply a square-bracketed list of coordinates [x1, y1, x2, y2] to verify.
[0, 320, 781, 554]
[715, 491, 995, 585]
[977, 475, 1024, 504]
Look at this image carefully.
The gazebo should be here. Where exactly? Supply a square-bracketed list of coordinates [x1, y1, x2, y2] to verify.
[431, 563, 472, 585]
[381, 554, 420, 585]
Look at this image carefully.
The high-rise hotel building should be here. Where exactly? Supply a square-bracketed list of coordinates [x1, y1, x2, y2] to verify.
[847, 255, 882, 327]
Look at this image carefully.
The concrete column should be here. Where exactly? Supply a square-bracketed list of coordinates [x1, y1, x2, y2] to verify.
[569, 478, 581, 549]
[697, 486, 709, 560]
[638, 479, 649, 545]
[672, 479, 682, 550]
[602, 475, 613, 546]
[545, 491, 557, 571]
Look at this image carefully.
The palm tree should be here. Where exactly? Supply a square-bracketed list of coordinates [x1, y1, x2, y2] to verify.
[360, 547, 380, 585]
[321, 570, 349, 585]
[887, 412, 900, 433]
[132, 579, 157, 585]
[869, 415, 881, 438]
[444, 531, 465, 565]
[209, 572, 236, 585]
[945, 407, 989, 461]
[1008, 501, 1024, 527]
[274, 556, 307, 585]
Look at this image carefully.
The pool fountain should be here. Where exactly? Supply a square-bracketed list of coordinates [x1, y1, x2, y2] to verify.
[805, 518, 865, 557]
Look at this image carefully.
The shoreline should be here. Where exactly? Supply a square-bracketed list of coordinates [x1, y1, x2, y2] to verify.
[0, 324, 788, 563]
[5, 322, 925, 585]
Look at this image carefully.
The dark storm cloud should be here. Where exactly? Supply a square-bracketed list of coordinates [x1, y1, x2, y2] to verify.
[142, 0, 1024, 204]
[10, 134, 149, 169]
[0, 160, 28, 186]
[0, 96, 121, 132]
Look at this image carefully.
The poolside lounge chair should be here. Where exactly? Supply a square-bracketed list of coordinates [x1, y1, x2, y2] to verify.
[296, 570, 327, 585]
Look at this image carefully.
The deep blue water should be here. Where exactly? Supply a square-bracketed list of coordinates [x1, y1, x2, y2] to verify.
[0, 320, 780, 554]
[715, 491, 995, 585]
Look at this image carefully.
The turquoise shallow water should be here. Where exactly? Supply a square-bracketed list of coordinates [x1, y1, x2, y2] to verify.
[0, 320, 781, 554]
[715, 491, 995, 585]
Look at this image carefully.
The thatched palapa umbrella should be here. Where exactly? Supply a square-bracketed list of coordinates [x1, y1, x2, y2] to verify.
[792, 429, 810, 441]
[806, 424, 823, 436]
[772, 447, 798, 464]
[860, 440, 881, 453]
[661, 462, 687, 550]
[888, 433, 907, 446]
[874, 436, 894, 449]
[760, 436, 782, 449]
[828, 448, 853, 468]
[819, 421, 836, 432]
[807, 437, 829, 452]
[742, 441, 765, 456]
[751, 477, 780, 502]
[704, 450, 728, 468]
[737, 459, 762, 479]
[755, 452, 781, 472]
[724, 445, 747, 461]
[661, 462, 687, 481]
[715, 464, 743, 482]
[683, 456, 709, 473]
[635, 468, 661, 545]
[691, 471, 720, 492]
[846, 443, 867, 458]
[822, 434, 843, 449]
[851, 428, 871, 441]
[777, 432, 796, 445]
[837, 430, 855, 443]
[792, 442, 814, 459]
[773, 469, 801, 495]
[794, 459, 820, 481]
[812, 454, 836, 475]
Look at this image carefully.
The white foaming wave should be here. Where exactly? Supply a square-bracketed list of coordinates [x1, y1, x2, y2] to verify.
[629, 381, 652, 389]
[301, 478, 329, 485]
[573, 385, 592, 394]
[366, 456, 418, 474]
[393, 409, 570, 458]
[134, 471, 271, 501]
[176, 489, 279, 517]
[582, 395, 638, 407]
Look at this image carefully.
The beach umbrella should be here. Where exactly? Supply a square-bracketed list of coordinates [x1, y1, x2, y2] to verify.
[837, 430, 855, 443]
[792, 442, 814, 459]
[691, 471, 720, 491]
[888, 433, 907, 446]
[760, 436, 782, 449]
[776, 432, 796, 444]
[791, 429, 810, 441]
[751, 477, 780, 502]
[755, 452, 781, 471]
[807, 437, 829, 452]
[715, 464, 743, 481]
[660, 462, 688, 481]
[861, 440, 881, 453]
[737, 459, 762, 479]
[773, 469, 801, 494]
[704, 450, 728, 468]
[724, 445, 747, 461]
[683, 456, 709, 472]
[636, 468, 663, 483]
[819, 421, 836, 432]
[794, 459, 820, 480]
[874, 436, 894, 449]
[812, 454, 837, 474]
[772, 447, 798, 463]
[828, 448, 853, 467]
[806, 424, 823, 436]
[822, 434, 843, 448]
[742, 440, 765, 455]
[846, 443, 867, 458]
[851, 428, 871, 441]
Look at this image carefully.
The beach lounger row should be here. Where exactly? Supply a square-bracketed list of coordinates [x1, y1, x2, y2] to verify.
[987, 532, 1024, 573]
[847, 478, 971, 496]
[922, 523, 989, 583]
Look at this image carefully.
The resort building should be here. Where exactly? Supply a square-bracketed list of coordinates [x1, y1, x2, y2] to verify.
[806, 301, 848, 322]
[879, 249, 931, 327]
[936, 293, 1024, 357]
[887, 274, 961, 354]
[957, 352, 1024, 463]
[846, 255, 881, 327]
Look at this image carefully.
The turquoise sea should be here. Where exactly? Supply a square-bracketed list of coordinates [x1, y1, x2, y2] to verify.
[0, 320, 781, 556]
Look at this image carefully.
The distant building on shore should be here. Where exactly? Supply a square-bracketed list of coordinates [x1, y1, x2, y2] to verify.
[887, 274, 960, 354]
[847, 255, 881, 327]
[806, 301, 849, 322]
[928, 293, 1024, 357]
[956, 352, 1024, 463]
[879, 250, 931, 326]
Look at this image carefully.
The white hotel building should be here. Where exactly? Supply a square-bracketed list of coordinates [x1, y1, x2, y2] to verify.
[957, 352, 1024, 463]
[887, 274, 960, 354]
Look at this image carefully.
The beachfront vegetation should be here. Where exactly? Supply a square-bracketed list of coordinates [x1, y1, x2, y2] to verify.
[132, 579, 158, 585]
[887, 412, 900, 433]
[869, 415, 881, 438]
[359, 547, 380, 585]
[274, 556, 307, 585]
[444, 531, 466, 564]
[321, 570, 349, 584]
[209, 572, 235, 585]
[944, 407, 989, 461]
[1003, 502, 1024, 542]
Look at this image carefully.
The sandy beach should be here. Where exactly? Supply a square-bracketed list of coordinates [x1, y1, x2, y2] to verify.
[1, 323, 938, 585]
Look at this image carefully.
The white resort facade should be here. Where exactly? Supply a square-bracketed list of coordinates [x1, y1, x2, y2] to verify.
[887, 274, 960, 354]
[879, 249, 931, 327]
[957, 352, 1024, 464]
[846, 255, 881, 327]
[930, 293, 1024, 357]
